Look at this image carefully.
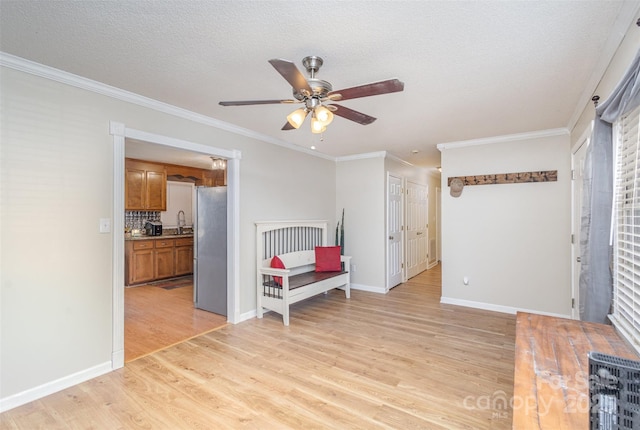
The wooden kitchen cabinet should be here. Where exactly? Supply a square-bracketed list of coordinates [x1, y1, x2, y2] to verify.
[125, 159, 167, 210]
[175, 237, 194, 276]
[154, 239, 175, 279]
[128, 240, 155, 285]
[125, 167, 146, 209]
[125, 236, 194, 286]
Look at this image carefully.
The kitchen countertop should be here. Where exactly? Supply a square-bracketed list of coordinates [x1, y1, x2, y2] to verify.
[125, 233, 194, 241]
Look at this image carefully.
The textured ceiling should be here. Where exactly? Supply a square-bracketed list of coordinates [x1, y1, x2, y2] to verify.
[0, 1, 636, 167]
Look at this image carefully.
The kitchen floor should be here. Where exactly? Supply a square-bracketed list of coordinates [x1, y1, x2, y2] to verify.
[124, 276, 227, 362]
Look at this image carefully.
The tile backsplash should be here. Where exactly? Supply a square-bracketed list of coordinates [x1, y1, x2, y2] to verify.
[125, 211, 160, 231]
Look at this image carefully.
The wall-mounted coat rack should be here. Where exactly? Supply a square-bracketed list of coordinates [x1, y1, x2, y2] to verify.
[447, 170, 557, 187]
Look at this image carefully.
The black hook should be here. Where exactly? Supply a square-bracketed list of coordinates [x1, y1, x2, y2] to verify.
[592, 95, 600, 107]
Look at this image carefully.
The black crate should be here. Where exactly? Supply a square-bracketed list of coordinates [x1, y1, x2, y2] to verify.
[589, 352, 640, 430]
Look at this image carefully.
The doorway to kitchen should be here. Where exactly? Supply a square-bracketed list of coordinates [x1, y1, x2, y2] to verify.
[123, 153, 226, 361]
[110, 122, 240, 370]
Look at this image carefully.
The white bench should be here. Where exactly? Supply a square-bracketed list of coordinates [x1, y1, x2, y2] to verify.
[256, 220, 351, 326]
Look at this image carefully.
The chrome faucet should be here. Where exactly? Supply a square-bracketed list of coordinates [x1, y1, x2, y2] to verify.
[177, 210, 186, 234]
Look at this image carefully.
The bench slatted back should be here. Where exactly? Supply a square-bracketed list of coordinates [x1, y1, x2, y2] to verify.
[256, 220, 328, 287]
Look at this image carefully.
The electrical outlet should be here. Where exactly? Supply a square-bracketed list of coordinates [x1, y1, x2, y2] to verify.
[351, 264, 357, 273]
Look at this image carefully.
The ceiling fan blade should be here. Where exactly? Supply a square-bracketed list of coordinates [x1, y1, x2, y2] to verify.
[328, 78, 404, 101]
[219, 99, 296, 106]
[268, 59, 312, 95]
[282, 121, 296, 130]
[328, 104, 377, 125]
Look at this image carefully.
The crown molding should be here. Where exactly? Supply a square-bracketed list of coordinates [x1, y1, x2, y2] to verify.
[335, 151, 387, 162]
[0, 52, 334, 161]
[385, 152, 415, 167]
[436, 128, 569, 151]
[334, 151, 415, 168]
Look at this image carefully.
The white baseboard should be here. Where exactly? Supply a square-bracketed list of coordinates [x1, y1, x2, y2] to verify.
[439, 296, 572, 319]
[351, 283, 386, 294]
[0, 361, 113, 413]
[239, 309, 257, 322]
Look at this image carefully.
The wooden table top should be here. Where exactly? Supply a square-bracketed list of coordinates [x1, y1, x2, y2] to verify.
[513, 312, 638, 429]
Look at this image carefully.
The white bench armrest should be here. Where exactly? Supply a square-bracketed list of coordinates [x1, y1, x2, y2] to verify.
[259, 267, 291, 276]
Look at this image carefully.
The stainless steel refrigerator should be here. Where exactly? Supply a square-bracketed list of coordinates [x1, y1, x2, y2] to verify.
[194, 186, 227, 316]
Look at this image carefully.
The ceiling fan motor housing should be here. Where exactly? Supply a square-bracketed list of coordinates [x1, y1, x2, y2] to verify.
[293, 78, 332, 102]
[292, 56, 333, 102]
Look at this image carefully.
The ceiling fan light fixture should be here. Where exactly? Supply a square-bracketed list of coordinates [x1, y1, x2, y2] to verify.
[286, 108, 307, 129]
[314, 105, 334, 126]
[311, 115, 326, 134]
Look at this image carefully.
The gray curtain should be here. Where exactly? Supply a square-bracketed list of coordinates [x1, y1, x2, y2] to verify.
[580, 48, 640, 323]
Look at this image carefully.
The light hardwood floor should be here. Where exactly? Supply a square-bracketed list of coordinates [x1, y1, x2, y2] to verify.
[1, 265, 517, 429]
[125, 278, 227, 362]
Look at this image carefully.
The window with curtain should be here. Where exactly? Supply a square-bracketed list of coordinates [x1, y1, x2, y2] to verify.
[611, 103, 640, 351]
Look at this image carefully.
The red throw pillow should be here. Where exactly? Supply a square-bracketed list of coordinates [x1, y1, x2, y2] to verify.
[270, 255, 285, 285]
[315, 246, 341, 272]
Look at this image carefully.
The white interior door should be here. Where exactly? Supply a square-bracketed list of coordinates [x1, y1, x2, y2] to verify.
[571, 125, 592, 319]
[387, 174, 403, 289]
[406, 181, 428, 279]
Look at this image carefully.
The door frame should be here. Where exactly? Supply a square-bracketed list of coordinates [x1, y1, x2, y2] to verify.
[571, 121, 593, 320]
[109, 122, 241, 370]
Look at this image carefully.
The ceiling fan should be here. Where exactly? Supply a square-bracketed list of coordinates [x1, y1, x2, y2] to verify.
[219, 56, 404, 134]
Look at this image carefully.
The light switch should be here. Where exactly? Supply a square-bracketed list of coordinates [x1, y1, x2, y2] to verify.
[99, 218, 111, 233]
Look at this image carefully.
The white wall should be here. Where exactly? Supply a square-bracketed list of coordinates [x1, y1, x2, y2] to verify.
[336, 155, 386, 290]
[440, 134, 572, 316]
[0, 67, 336, 404]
